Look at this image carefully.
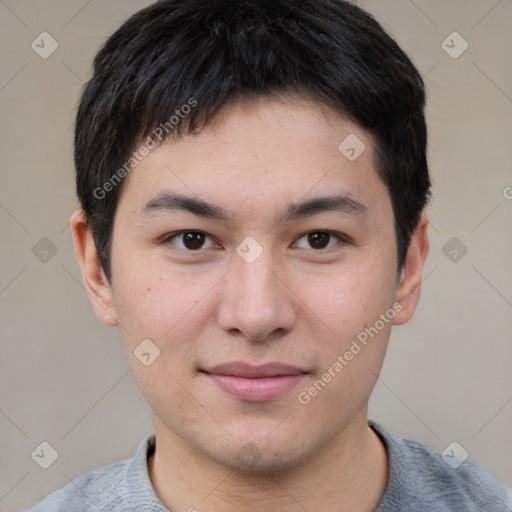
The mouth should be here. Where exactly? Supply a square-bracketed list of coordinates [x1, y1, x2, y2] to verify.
[200, 362, 309, 402]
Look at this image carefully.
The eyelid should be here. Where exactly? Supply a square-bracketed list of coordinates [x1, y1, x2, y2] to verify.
[292, 230, 348, 250]
[295, 229, 349, 241]
[162, 229, 350, 252]
[162, 230, 220, 249]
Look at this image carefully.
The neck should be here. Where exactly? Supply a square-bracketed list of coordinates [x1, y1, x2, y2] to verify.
[148, 412, 389, 512]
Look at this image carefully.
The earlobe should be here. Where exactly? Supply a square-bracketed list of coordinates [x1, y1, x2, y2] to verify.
[69, 209, 119, 327]
[392, 210, 430, 326]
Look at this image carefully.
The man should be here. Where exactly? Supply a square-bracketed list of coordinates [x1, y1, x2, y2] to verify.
[28, 0, 512, 510]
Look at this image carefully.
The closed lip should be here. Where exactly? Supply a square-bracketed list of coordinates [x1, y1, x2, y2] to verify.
[201, 362, 308, 378]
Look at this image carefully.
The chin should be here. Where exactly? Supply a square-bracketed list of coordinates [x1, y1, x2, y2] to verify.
[200, 435, 317, 474]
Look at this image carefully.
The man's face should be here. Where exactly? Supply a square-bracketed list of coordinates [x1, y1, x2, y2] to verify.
[97, 96, 408, 470]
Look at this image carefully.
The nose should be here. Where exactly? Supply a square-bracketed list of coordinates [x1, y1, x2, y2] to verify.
[215, 249, 298, 342]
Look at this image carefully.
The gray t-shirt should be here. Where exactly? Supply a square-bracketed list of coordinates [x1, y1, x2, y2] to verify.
[26, 420, 512, 511]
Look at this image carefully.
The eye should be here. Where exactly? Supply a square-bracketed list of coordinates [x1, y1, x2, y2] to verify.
[162, 229, 348, 253]
[293, 230, 345, 250]
[162, 230, 218, 251]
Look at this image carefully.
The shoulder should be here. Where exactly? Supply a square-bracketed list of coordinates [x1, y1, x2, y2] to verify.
[26, 459, 128, 511]
[26, 434, 166, 512]
[370, 420, 512, 512]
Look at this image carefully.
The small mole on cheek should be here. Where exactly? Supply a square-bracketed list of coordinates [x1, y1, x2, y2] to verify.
[146, 287, 151, 292]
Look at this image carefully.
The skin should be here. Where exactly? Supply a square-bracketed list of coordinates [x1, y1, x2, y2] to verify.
[70, 94, 429, 511]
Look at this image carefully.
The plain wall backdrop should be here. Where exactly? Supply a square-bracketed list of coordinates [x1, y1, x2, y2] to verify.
[1, 0, 511, 510]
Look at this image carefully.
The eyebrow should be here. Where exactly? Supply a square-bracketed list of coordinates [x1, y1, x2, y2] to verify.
[140, 192, 369, 223]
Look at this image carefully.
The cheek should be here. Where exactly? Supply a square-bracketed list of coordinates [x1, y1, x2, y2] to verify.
[306, 262, 395, 337]
[296, 295, 392, 420]
[297, 259, 396, 402]
[114, 271, 204, 414]
[113, 263, 208, 341]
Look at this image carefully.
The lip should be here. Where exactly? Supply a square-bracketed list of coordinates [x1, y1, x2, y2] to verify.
[204, 362, 307, 378]
[201, 362, 308, 402]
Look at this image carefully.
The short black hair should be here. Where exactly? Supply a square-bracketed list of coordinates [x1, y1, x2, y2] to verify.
[75, 0, 432, 284]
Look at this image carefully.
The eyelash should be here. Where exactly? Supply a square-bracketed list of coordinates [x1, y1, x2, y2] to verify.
[161, 230, 349, 253]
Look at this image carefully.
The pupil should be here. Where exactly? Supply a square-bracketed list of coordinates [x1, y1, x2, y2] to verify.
[308, 232, 329, 249]
[181, 232, 331, 251]
[184, 232, 204, 250]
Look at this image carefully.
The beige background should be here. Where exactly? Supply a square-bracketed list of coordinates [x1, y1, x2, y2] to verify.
[1, 0, 511, 510]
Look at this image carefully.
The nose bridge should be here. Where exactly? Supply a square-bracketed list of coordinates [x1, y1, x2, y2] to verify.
[217, 242, 296, 340]
[232, 241, 278, 308]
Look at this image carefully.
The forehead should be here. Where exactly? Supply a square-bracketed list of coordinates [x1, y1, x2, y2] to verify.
[118, 95, 391, 224]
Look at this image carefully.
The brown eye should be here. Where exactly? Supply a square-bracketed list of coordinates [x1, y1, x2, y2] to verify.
[294, 231, 343, 250]
[308, 232, 330, 249]
[164, 231, 216, 251]
[181, 232, 206, 250]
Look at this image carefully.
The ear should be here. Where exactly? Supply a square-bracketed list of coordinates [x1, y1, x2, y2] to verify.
[69, 209, 119, 326]
[392, 210, 430, 325]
